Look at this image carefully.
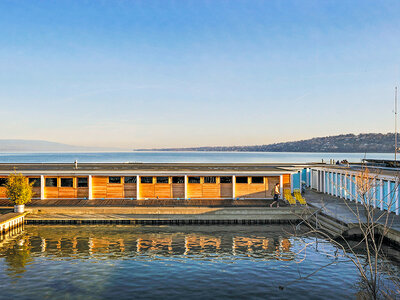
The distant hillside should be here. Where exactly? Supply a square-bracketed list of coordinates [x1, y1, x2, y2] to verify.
[139, 133, 397, 153]
[0, 139, 119, 152]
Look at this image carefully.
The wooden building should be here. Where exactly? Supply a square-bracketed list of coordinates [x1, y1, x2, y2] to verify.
[0, 163, 306, 200]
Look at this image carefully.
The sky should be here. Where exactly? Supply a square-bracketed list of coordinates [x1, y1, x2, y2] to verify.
[0, 0, 399, 149]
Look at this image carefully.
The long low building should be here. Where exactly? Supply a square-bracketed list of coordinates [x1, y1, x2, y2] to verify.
[309, 163, 400, 215]
[0, 163, 310, 200]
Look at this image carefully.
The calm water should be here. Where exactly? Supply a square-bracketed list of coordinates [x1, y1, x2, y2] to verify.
[0, 151, 395, 163]
[0, 225, 399, 299]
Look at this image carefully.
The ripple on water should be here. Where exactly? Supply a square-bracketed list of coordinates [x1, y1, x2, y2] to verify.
[0, 225, 398, 299]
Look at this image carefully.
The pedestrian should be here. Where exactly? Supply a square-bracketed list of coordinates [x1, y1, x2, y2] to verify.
[270, 183, 280, 208]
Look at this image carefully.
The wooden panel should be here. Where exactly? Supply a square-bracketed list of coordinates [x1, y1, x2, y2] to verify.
[154, 184, 171, 199]
[92, 176, 107, 199]
[45, 187, 59, 199]
[220, 183, 233, 198]
[58, 187, 76, 199]
[0, 177, 6, 198]
[172, 184, 185, 198]
[0, 187, 6, 198]
[124, 183, 137, 198]
[32, 187, 41, 199]
[267, 176, 280, 198]
[248, 183, 266, 198]
[77, 188, 89, 199]
[140, 184, 155, 199]
[202, 184, 220, 198]
[106, 184, 124, 198]
[283, 174, 290, 189]
[235, 184, 249, 198]
[187, 184, 202, 198]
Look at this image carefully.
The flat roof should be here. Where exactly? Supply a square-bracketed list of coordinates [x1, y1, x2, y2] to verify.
[0, 162, 314, 176]
[315, 164, 400, 177]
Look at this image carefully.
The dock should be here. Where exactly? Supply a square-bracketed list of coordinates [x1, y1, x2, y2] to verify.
[303, 190, 400, 246]
[0, 212, 26, 237]
[24, 206, 310, 225]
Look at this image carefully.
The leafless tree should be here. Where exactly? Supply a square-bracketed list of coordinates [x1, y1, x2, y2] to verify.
[291, 166, 400, 299]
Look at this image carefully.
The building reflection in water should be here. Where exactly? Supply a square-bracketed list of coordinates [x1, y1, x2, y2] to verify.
[0, 225, 297, 276]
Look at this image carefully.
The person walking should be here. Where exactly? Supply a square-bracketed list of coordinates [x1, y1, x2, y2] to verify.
[270, 183, 281, 208]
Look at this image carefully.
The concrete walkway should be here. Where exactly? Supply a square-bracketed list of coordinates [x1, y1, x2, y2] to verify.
[304, 190, 400, 232]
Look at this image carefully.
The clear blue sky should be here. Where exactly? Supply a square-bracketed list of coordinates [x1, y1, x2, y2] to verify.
[0, 0, 399, 149]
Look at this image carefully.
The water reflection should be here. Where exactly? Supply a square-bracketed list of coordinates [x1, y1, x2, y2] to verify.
[3, 238, 32, 277]
[0, 225, 399, 299]
[1, 225, 295, 261]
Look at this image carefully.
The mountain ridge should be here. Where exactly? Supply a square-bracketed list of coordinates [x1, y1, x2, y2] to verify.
[137, 133, 397, 153]
[0, 139, 121, 152]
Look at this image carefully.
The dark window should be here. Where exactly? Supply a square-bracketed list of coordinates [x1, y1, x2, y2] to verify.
[220, 176, 232, 184]
[204, 176, 216, 184]
[252, 177, 264, 184]
[46, 178, 58, 187]
[0, 178, 7, 186]
[236, 176, 248, 184]
[188, 177, 200, 184]
[61, 178, 73, 187]
[156, 176, 169, 184]
[141, 176, 153, 184]
[124, 176, 137, 184]
[172, 176, 184, 184]
[77, 177, 88, 187]
[109, 176, 121, 184]
[29, 177, 41, 187]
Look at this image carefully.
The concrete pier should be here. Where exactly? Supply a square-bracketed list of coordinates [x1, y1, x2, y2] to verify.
[25, 206, 310, 225]
[0, 212, 26, 236]
[304, 190, 400, 246]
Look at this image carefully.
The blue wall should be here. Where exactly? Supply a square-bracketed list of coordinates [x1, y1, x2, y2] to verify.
[293, 173, 300, 190]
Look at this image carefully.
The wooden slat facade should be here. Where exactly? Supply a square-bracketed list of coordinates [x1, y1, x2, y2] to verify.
[0, 174, 291, 200]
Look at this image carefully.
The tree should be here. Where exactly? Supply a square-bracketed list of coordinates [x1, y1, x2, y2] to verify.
[293, 166, 400, 299]
[5, 172, 33, 206]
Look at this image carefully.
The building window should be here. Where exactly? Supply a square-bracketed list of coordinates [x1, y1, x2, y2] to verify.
[156, 176, 169, 184]
[61, 178, 74, 187]
[204, 176, 216, 184]
[236, 176, 248, 184]
[29, 177, 41, 187]
[77, 177, 88, 187]
[252, 177, 264, 184]
[188, 177, 201, 184]
[46, 178, 58, 187]
[124, 176, 137, 184]
[141, 176, 153, 184]
[172, 176, 184, 184]
[220, 176, 232, 184]
[109, 176, 121, 184]
[0, 178, 7, 186]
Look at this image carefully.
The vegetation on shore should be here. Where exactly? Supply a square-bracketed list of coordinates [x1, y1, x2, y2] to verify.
[139, 133, 397, 153]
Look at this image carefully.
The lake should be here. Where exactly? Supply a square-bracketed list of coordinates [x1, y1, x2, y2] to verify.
[0, 225, 399, 299]
[0, 151, 395, 163]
